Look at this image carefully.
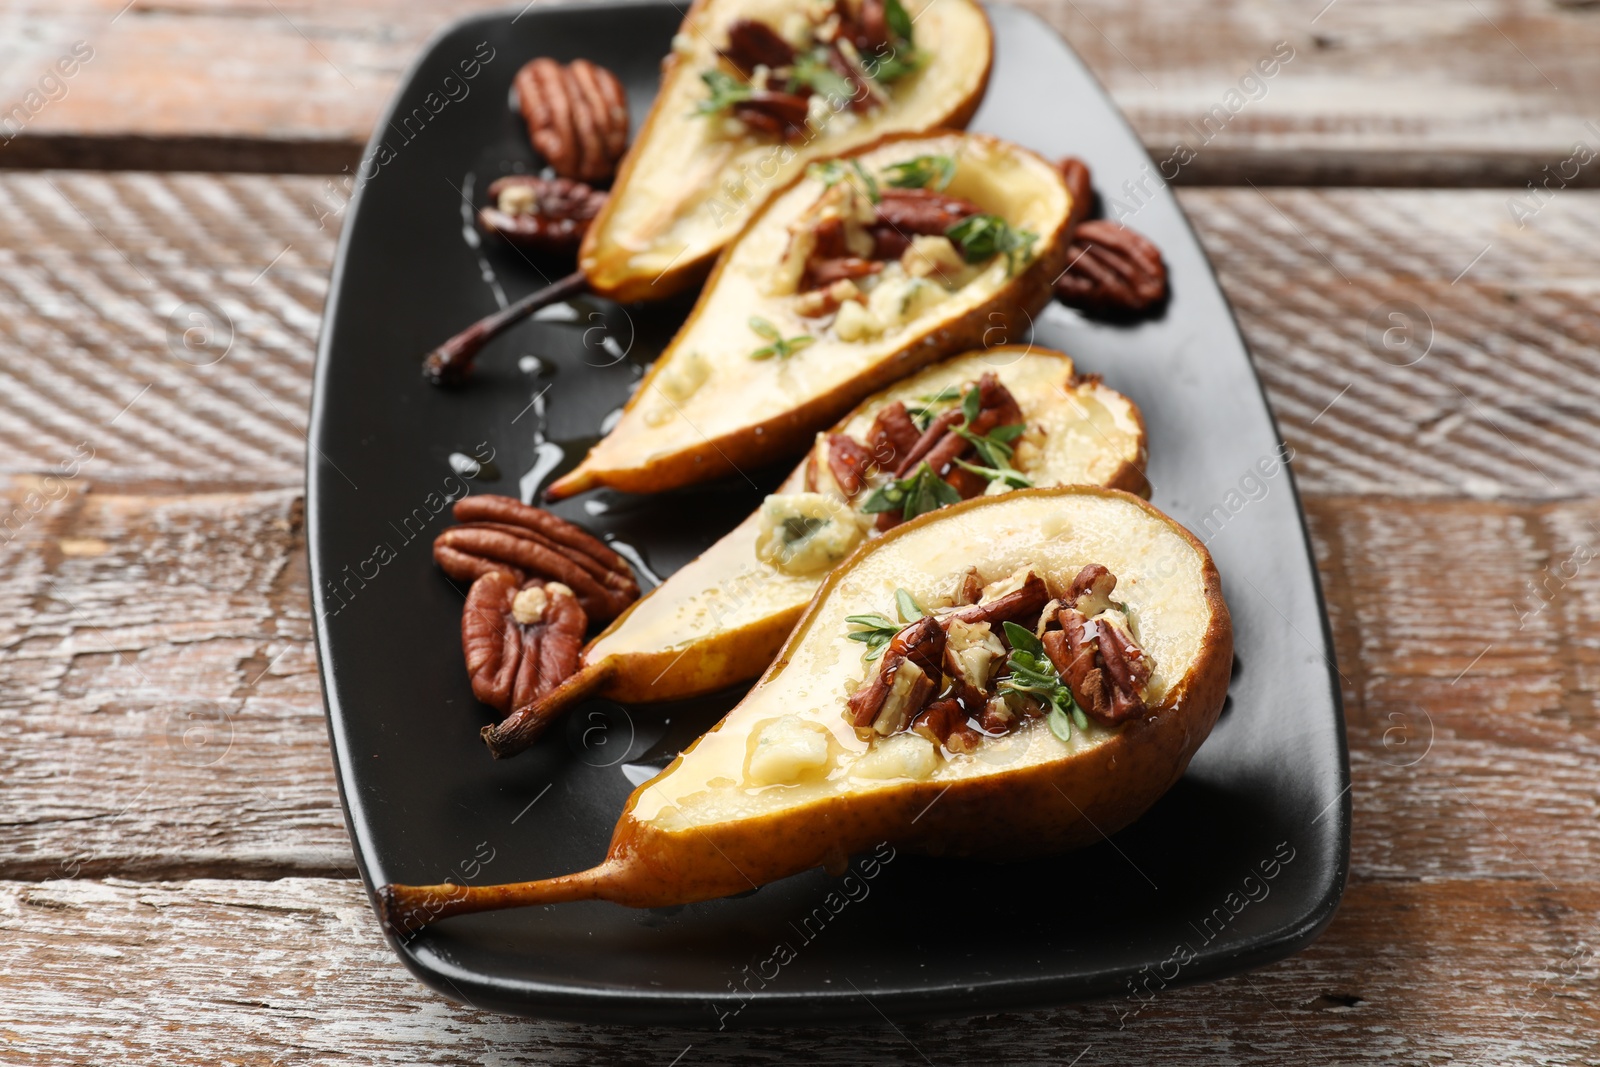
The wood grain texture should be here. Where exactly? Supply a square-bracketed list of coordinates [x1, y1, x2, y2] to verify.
[1189, 187, 1600, 501]
[0, 172, 328, 488]
[0, 480, 352, 878]
[0, 876, 1593, 1063]
[1, 0, 1599, 181]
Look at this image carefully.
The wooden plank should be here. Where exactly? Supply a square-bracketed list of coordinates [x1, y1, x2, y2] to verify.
[0, 173, 1597, 500]
[0, 876, 1592, 1061]
[1189, 187, 1600, 502]
[0, 0, 1598, 181]
[8, 478, 1600, 885]
[0, 172, 327, 490]
[0, 480, 353, 879]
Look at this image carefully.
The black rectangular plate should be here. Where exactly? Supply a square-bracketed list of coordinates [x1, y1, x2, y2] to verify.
[309, 0, 1349, 1026]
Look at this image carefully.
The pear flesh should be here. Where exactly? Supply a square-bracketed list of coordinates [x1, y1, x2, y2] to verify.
[579, 0, 994, 302]
[381, 488, 1231, 926]
[550, 131, 1078, 500]
[484, 346, 1147, 754]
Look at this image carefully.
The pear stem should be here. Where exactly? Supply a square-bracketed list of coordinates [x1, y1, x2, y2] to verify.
[377, 862, 617, 936]
[481, 659, 614, 759]
[422, 269, 590, 386]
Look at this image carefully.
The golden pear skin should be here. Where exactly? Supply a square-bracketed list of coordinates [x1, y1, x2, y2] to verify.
[381, 487, 1231, 930]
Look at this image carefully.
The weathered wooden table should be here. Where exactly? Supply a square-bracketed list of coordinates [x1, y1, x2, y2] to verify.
[3, 1, 1597, 1061]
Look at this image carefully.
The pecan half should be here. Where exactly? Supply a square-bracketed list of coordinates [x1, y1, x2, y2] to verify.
[721, 18, 796, 74]
[433, 495, 639, 623]
[1055, 219, 1168, 315]
[515, 58, 630, 182]
[461, 572, 586, 715]
[478, 176, 607, 254]
[1044, 565, 1152, 725]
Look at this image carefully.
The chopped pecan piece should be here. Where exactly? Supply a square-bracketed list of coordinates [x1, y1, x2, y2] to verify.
[794, 277, 864, 318]
[977, 694, 1020, 734]
[731, 90, 811, 139]
[975, 371, 1025, 428]
[911, 698, 982, 753]
[1068, 563, 1117, 617]
[1055, 219, 1168, 315]
[515, 58, 630, 183]
[721, 18, 796, 74]
[892, 407, 965, 477]
[844, 616, 946, 729]
[825, 433, 873, 496]
[953, 566, 984, 606]
[478, 175, 607, 254]
[461, 572, 586, 715]
[433, 495, 639, 622]
[805, 256, 884, 289]
[870, 189, 981, 258]
[866, 401, 920, 471]
[949, 571, 1050, 629]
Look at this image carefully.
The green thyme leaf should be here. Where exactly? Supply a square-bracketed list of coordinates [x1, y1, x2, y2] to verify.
[953, 457, 1032, 489]
[696, 69, 753, 115]
[866, 47, 924, 83]
[961, 383, 982, 426]
[885, 0, 914, 41]
[905, 385, 961, 429]
[789, 47, 855, 101]
[748, 317, 814, 360]
[858, 462, 961, 521]
[851, 159, 881, 203]
[956, 423, 1026, 468]
[844, 612, 902, 662]
[945, 214, 1039, 276]
[859, 0, 921, 82]
[1001, 620, 1044, 658]
[883, 154, 955, 191]
[998, 620, 1082, 740]
[806, 158, 880, 203]
[895, 588, 925, 622]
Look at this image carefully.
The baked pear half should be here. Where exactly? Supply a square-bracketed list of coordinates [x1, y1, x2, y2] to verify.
[484, 345, 1147, 756]
[550, 131, 1078, 500]
[580, 0, 993, 302]
[381, 487, 1231, 925]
